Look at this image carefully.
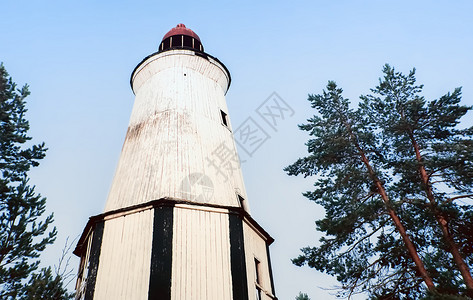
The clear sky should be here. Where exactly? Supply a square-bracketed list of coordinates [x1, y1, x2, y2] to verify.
[1, 1, 473, 299]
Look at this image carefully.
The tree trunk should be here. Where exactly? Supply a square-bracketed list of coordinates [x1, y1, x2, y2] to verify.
[409, 133, 473, 296]
[357, 149, 436, 291]
[341, 117, 436, 291]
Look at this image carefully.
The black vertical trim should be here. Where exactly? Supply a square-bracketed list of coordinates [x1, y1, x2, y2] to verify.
[266, 243, 276, 296]
[148, 205, 174, 300]
[84, 221, 104, 300]
[229, 214, 249, 300]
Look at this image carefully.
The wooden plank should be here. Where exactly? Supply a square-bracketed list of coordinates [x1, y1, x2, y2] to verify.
[170, 207, 233, 299]
[93, 210, 153, 300]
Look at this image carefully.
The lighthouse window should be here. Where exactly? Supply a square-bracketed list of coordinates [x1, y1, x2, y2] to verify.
[254, 257, 261, 283]
[255, 257, 263, 300]
[75, 232, 93, 299]
[161, 37, 171, 50]
[171, 35, 181, 47]
[256, 287, 262, 300]
[220, 110, 229, 127]
[183, 35, 193, 48]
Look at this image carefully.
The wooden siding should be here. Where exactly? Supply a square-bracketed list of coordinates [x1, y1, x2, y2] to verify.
[243, 222, 276, 300]
[171, 205, 233, 300]
[93, 209, 153, 299]
[105, 50, 248, 212]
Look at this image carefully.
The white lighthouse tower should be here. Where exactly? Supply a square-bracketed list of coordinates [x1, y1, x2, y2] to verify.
[74, 24, 277, 300]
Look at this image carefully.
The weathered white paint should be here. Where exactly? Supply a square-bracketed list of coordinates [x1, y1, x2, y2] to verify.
[93, 209, 154, 299]
[171, 206, 233, 300]
[105, 50, 247, 212]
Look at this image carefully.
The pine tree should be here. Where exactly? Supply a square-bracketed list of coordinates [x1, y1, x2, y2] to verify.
[0, 63, 72, 299]
[295, 291, 311, 300]
[286, 69, 472, 298]
[360, 65, 473, 296]
[286, 81, 433, 298]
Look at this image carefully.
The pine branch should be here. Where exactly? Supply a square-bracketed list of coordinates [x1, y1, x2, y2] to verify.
[447, 194, 473, 203]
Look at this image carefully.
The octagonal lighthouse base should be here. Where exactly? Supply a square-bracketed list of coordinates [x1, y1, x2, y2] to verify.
[74, 198, 276, 299]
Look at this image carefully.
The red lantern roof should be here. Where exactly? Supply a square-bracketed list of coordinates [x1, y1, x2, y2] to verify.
[162, 24, 201, 42]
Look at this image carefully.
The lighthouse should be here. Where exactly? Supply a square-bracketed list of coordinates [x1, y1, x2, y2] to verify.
[74, 24, 277, 300]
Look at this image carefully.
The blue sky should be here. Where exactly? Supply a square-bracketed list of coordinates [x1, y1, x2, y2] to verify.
[2, 1, 473, 299]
